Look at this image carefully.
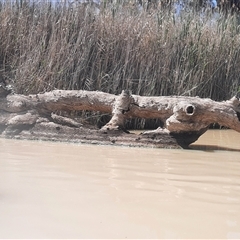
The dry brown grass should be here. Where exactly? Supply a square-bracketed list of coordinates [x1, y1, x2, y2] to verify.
[0, 1, 240, 128]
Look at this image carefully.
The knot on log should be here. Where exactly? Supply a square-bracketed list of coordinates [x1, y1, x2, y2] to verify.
[186, 105, 195, 115]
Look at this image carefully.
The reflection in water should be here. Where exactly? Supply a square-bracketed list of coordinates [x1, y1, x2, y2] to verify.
[0, 130, 240, 238]
[191, 144, 240, 152]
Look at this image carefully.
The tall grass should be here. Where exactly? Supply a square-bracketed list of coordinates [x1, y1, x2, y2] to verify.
[0, 1, 240, 127]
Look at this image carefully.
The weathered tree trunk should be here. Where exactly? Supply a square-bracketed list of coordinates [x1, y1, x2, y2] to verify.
[1, 85, 240, 148]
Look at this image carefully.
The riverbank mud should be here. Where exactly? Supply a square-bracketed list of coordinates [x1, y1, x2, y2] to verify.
[0, 121, 181, 149]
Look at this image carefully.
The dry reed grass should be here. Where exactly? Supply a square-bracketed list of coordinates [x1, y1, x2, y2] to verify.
[0, 1, 239, 127]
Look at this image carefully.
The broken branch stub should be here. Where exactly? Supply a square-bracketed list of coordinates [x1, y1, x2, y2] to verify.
[0, 88, 240, 148]
[100, 90, 134, 132]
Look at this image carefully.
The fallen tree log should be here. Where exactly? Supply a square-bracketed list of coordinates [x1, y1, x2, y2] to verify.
[0, 84, 240, 148]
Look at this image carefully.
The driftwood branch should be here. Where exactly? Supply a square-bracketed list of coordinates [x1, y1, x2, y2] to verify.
[1, 86, 240, 148]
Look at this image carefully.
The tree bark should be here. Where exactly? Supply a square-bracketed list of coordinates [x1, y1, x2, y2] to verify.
[1, 85, 240, 148]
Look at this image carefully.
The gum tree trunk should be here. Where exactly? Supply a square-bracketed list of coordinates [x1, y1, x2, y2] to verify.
[1, 85, 240, 148]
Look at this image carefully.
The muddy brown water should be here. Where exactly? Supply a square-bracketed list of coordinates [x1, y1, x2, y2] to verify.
[0, 130, 240, 239]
